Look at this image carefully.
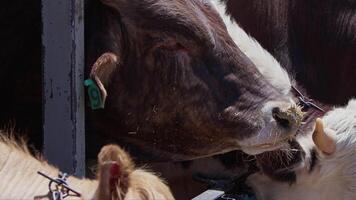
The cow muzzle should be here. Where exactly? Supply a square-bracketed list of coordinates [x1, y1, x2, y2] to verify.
[240, 100, 304, 155]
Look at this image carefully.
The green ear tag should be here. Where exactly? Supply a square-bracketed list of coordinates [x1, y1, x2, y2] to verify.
[84, 79, 105, 110]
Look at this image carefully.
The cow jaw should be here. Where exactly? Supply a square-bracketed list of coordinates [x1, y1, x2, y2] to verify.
[241, 137, 292, 155]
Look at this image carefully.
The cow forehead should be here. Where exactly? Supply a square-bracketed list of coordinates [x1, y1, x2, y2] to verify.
[120, 0, 224, 42]
[123, 0, 216, 20]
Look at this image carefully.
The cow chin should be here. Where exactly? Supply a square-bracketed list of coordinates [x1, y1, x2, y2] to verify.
[239, 125, 294, 155]
[253, 139, 305, 183]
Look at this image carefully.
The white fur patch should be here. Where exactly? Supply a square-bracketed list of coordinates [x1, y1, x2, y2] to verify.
[346, 99, 356, 109]
[322, 99, 356, 153]
[210, 0, 292, 95]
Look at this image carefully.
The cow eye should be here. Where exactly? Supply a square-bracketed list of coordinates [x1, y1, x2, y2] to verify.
[149, 35, 199, 56]
[157, 42, 187, 51]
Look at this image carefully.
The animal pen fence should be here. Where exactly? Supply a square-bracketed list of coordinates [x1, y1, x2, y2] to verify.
[42, 0, 85, 176]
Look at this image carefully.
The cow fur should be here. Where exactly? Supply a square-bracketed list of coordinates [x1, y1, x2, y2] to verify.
[0, 133, 96, 199]
[95, 144, 175, 200]
[211, 0, 292, 95]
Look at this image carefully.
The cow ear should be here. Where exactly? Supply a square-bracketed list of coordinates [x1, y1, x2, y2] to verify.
[97, 144, 134, 186]
[96, 144, 135, 200]
[95, 161, 121, 200]
[89, 52, 119, 107]
[97, 144, 134, 170]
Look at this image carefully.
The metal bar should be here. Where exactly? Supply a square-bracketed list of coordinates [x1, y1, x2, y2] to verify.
[42, 0, 85, 176]
[37, 171, 82, 197]
[192, 190, 224, 200]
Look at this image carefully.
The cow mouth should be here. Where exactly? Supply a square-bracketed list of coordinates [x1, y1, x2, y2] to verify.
[238, 101, 303, 155]
[254, 139, 305, 183]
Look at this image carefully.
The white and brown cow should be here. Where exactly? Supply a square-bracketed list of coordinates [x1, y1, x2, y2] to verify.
[0, 0, 304, 163]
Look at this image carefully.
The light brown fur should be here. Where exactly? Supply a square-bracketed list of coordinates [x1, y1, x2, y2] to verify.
[0, 131, 97, 199]
[0, 131, 174, 200]
[95, 144, 175, 200]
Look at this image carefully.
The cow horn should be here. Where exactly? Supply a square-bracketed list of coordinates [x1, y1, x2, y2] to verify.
[312, 118, 336, 155]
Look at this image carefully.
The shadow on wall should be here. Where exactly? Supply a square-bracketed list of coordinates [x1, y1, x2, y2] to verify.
[0, 0, 42, 150]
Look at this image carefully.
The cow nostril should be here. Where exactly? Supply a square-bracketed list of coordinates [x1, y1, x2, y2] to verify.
[272, 107, 291, 129]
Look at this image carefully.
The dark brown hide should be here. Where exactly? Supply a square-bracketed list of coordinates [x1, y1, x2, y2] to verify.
[223, 0, 356, 105]
[86, 0, 295, 161]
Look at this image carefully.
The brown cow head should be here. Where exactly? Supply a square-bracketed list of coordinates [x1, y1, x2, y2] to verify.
[86, 0, 303, 161]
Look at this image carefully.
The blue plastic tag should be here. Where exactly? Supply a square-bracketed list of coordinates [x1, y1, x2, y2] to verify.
[84, 79, 104, 110]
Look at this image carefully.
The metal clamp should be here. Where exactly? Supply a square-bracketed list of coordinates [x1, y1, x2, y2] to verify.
[292, 86, 325, 112]
[37, 171, 81, 200]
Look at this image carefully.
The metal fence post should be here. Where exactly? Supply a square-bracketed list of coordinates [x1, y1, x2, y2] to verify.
[42, 0, 85, 176]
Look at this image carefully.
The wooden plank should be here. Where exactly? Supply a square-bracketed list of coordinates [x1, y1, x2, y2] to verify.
[42, 0, 85, 176]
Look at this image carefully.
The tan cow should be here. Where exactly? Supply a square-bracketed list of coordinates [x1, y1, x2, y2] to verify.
[95, 144, 174, 200]
[0, 132, 174, 200]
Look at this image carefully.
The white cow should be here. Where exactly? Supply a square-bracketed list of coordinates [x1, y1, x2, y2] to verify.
[247, 100, 356, 200]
